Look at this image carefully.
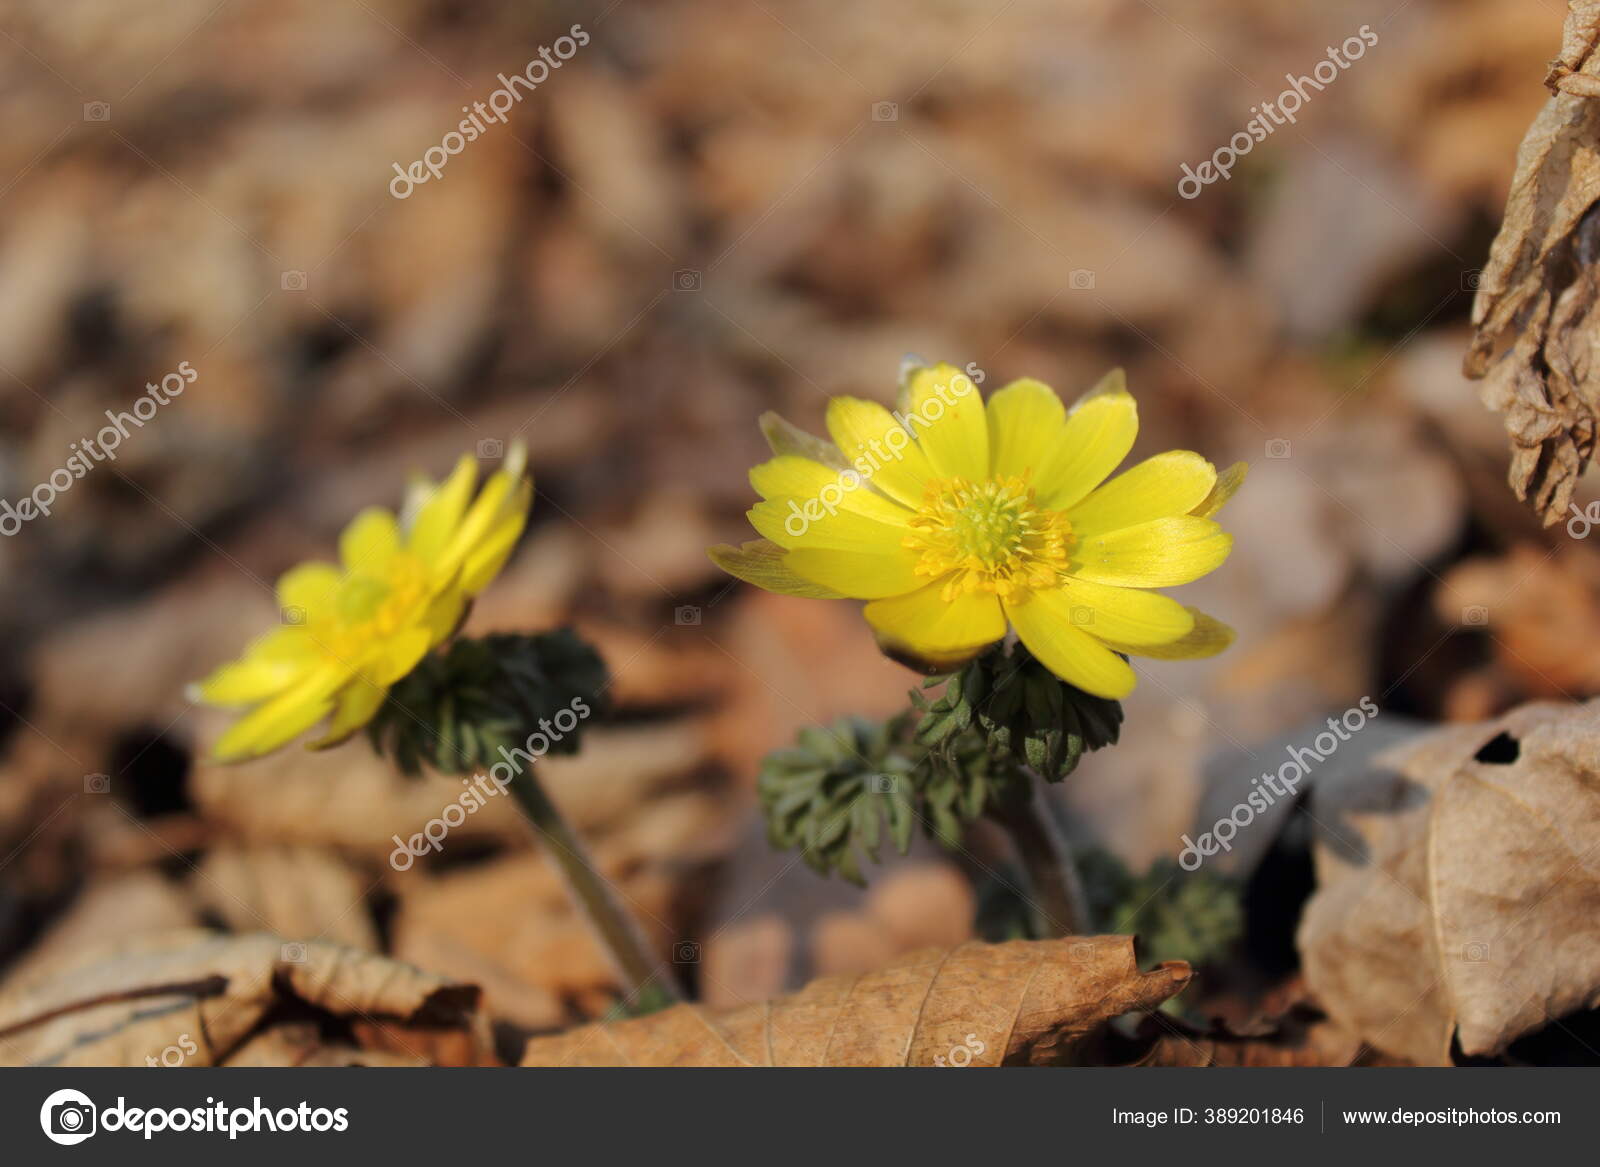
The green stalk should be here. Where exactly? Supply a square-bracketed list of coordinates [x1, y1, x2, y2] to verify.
[992, 791, 1090, 937]
[505, 766, 684, 1005]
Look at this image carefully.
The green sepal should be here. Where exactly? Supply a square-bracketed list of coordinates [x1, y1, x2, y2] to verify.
[366, 628, 609, 777]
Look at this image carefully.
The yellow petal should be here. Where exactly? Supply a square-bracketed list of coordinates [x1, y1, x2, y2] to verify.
[440, 464, 530, 577]
[825, 396, 938, 507]
[863, 581, 1005, 671]
[189, 628, 319, 707]
[1066, 451, 1216, 536]
[457, 479, 532, 594]
[1073, 516, 1233, 588]
[1005, 595, 1137, 698]
[406, 454, 478, 561]
[371, 627, 434, 685]
[709, 540, 845, 598]
[340, 508, 401, 574]
[1033, 369, 1138, 510]
[749, 455, 910, 516]
[276, 562, 341, 620]
[904, 363, 988, 480]
[1191, 461, 1248, 519]
[784, 545, 926, 599]
[750, 498, 912, 554]
[1102, 607, 1235, 660]
[749, 455, 913, 551]
[420, 589, 469, 642]
[210, 665, 347, 762]
[309, 676, 389, 749]
[986, 377, 1066, 481]
[1044, 577, 1195, 645]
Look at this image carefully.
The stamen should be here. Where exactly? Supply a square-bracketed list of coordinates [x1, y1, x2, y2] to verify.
[902, 476, 1074, 601]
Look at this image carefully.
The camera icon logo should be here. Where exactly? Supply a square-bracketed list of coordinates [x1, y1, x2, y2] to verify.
[83, 773, 110, 794]
[673, 939, 701, 964]
[872, 101, 899, 122]
[1462, 605, 1489, 627]
[1265, 438, 1291, 459]
[281, 605, 306, 626]
[1461, 269, 1483, 293]
[868, 773, 898, 794]
[1462, 941, 1490, 962]
[40, 1088, 97, 1145]
[674, 605, 701, 626]
[280, 270, 308, 291]
[477, 437, 504, 459]
[82, 102, 111, 122]
[672, 269, 702, 292]
[1069, 268, 1096, 290]
[280, 941, 308, 963]
[1069, 606, 1094, 626]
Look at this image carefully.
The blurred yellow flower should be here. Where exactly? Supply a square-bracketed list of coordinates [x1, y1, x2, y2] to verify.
[191, 443, 533, 761]
[711, 365, 1243, 698]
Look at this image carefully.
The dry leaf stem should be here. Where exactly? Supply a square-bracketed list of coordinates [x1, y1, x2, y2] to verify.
[506, 767, 685, 1005]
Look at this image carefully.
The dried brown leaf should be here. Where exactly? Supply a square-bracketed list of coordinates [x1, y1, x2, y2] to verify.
[1466, 1, 1600, 523]
[1547, 1, 1600, 94]
[0, 874, 198, 993]
[1438, 543, 1600, 697]
[1299, 700, 1600, 1064]
[221, 1022, 428, 1067]
[0, 930, 488, 1067]
[191, 846, 380, 951]
[520, 937, 1189, 1067]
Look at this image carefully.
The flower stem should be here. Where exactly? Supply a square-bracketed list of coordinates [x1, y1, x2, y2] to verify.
[505, 766, 684, 1005]
[992, 791, 1091, 937]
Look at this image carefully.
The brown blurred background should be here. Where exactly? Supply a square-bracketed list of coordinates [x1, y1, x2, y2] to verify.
[0, 0, 1589, 1046]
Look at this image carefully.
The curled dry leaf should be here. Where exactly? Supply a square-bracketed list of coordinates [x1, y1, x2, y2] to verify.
[1465, 0, 1600, 524]
[1299, 700, 1600, 1065]
[1547, 0, 1600, 94]
[0, 930, 489, 1067]
[520, 936, 1190, 1067]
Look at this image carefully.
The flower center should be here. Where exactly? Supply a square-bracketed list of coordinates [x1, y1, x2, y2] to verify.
[903, 476, 1074, 600]
[314, 554, 434, 661]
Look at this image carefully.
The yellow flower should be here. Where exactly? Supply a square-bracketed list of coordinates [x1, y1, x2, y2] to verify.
[710, 365, 1244, 699]
[191, 443, 533, 762]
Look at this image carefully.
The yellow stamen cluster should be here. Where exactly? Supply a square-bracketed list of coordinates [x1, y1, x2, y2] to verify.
[904, 476, 1074, 601]
[318, 554, 429, 659]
